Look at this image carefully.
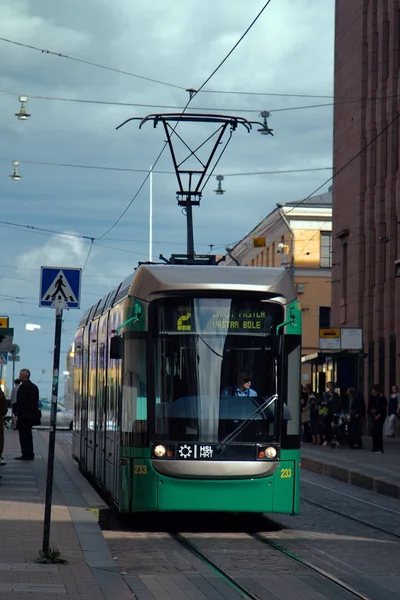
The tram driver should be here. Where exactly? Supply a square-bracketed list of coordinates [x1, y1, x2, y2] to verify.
[221, 370, 258, 397]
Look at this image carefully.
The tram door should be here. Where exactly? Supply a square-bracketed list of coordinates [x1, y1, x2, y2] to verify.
[72, 329, 83, 462]
[94, 317, 108, 485]
[104, 307, 123, 502]
[80, 325, 90, 471]
[87, 320, 99, 477]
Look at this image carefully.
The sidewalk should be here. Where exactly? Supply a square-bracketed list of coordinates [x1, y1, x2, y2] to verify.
[0, 429, 133, 599]
[301, 435, 400, 498]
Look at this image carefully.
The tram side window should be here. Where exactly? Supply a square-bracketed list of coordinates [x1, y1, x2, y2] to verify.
[121, 338, 147, 435]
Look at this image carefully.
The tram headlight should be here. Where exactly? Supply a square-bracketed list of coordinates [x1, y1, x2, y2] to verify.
[154, 445, 166, 457]
[265, 446, 277, 459]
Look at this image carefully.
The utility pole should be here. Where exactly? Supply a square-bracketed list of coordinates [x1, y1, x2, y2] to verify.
[117, 112, 273, 263]
[42, 307, 62, 555]
[149, 165, 153, 262]
[39, 265, 81, 559]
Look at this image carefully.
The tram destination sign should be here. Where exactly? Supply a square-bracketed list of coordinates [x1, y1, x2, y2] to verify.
[159, 299, 284, 335]
[171, 309, 277, 334]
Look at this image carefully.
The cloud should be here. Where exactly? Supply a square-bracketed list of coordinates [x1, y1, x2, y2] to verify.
[0, 0, 335, 385]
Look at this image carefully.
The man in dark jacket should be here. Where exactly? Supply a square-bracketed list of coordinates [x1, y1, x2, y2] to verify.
[348, 387, 365, 448]
[14, 369, 40, 460]
[368, 384, 387, 454]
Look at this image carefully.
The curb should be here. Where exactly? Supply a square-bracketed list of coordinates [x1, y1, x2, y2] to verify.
[301, 456, 400, 500]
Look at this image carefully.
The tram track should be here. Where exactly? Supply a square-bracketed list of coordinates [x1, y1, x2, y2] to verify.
[300, 496, 400, 541]
[171, 530, 373, 600]
[301, 477, 400, 541]
[250, 532, 372, 600]
[171, 532, 259, 600]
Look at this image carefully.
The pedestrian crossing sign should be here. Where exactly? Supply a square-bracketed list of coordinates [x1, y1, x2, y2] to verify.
[40, 267, 81, 309]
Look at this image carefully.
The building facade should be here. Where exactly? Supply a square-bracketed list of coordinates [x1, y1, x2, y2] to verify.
[224, 192, 332, 383]
[332, 0, 400, 395]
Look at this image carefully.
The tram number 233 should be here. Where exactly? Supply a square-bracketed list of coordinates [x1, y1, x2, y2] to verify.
[134, 465, 148, 475]
[280, 468, 292, 479]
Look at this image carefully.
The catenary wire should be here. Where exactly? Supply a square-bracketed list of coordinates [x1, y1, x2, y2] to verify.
[0, 37, 185, 91]
[0, 156, 332, 177]
[228, 114, 400, 259]
[96, 0, 274, 240]
[0, 3, 270, 102]
[82, 239, 94, 272]
[0, 87, 339, 113]
[191, 0, 272, 97]
[0, 219, 94, 241]
[284, 113, 400, 217]
[2, 84, 398, 107]
[2, 38, 399, 103]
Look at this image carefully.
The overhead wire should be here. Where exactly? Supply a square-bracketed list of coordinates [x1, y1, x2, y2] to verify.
[82, 239, 94, 271]
[193, 0, 272, 95]
[96, 0, 273, 240]
[0, 156, 332, 177]
[2, 83, 397, 108]
[2, 37, 399, 103]
[229, 113, 400, 259]
[0, 37, 185, 91]
[283, 112, 400, 218]
[0, 219, 94, 241]
[0, 87, 339, 113]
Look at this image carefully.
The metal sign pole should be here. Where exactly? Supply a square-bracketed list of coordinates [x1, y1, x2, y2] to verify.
[42, 307, 63, 555]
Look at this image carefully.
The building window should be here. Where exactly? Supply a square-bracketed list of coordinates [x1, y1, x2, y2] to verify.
[319, 307, 331, 329]
[320, 232, 332, 268]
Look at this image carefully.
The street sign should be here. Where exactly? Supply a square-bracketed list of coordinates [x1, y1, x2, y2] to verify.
[10, 343, 20, 355]
[0, 328, 14, 353]
[8, 355, 20, 362]
[319, 328, 341, 350]
[319, 328, 341, 338]
[0, 353, 7, 365]
[0, 317, 9, 328]
[40, 269, 78, 556]
[40, 267, 82, 309]
[319, 327, 363, 351]
[341, 328, 363, 350]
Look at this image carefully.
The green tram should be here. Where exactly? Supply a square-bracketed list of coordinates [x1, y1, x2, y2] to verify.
[72, 264, 302, 514]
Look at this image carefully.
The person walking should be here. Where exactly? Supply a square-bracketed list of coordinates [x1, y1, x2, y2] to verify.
[387, 385, 400, 437]
[323, 382, 341, 446]
[368, 384, 387, 454]
[301, 385, 311, 442]
[14, 369, 41, 461]
[0, 386, 7, 470]
[347, 387, 365, 449]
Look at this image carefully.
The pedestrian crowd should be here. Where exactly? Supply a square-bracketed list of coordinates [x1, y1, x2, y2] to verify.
[301, 382, 400, 454]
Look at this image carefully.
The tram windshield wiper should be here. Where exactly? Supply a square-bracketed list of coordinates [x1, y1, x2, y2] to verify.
[215, 394, 278, 453]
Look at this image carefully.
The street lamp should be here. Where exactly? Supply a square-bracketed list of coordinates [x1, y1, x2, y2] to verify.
[9, 161, 21, 180]
[258, 110, 273, 135]
[214, 175, 225, 195]
[15, 96, 31, 120]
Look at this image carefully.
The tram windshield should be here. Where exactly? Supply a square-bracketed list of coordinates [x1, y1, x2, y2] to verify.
[153, 297, 285, 444]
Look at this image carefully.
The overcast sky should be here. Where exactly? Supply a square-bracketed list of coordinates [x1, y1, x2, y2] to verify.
[0, 0, 334, 395]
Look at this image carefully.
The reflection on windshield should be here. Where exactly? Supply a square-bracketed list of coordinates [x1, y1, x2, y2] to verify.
[154, 297, 284, 444]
